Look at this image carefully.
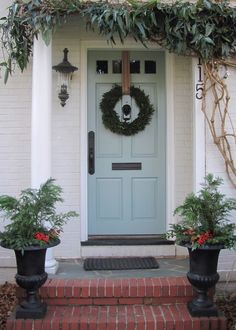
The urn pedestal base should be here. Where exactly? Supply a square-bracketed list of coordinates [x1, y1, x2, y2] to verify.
[15, 272, 48, 319]
[15, 302, 47, 319]
[187, 300, 219, 317]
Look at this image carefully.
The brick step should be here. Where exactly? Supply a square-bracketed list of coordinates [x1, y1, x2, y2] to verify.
[6, 304, 227, 330]
[29, 277, 196, 306]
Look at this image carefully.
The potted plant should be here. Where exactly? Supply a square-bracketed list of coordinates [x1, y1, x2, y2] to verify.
[0, 178, 78, 319]
[167, 173, 236, 317]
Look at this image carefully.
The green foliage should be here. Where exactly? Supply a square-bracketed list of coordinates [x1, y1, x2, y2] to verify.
[0, 178, 78, 251]
[149, 0, 236, 59]
[167, 174, 236, 250]
[1, 0, 236, 81]
[100, 85, 155, 136]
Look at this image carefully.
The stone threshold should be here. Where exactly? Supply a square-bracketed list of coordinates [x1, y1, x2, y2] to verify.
[81, 235, 174, 246]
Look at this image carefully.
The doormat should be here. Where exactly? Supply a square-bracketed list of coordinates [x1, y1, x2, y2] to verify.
[83, 257, 159, 271]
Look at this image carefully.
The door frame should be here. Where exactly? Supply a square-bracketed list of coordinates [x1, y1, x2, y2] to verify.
[80, 40, 175, 241]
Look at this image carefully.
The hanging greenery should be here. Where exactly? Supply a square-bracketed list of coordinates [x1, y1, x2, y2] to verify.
[100, 85, 155, 136]
[1, 0, 236, 82]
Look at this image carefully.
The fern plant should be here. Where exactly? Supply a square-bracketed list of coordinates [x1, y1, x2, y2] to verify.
[167, 174, 236, 250]
[0, 179, 78, 251]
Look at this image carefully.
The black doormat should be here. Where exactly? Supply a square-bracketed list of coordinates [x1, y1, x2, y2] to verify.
[83, 257, 159, 271]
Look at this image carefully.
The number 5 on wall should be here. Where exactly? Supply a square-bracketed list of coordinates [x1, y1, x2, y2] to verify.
[196, 83, 204, 100]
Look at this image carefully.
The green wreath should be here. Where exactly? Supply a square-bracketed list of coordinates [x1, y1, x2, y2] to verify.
[100, 85, 155, 136]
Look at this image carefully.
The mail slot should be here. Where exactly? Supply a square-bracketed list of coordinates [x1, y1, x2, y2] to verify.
[112, 163, 142, 170]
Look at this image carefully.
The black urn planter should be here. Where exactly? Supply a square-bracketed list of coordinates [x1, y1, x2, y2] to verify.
[14, 246, 48, 319]
[2, 240, 59, 319]
[186, 244, 223, 317]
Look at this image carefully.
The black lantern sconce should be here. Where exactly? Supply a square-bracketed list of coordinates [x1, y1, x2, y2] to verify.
[52, 48, 78, 107]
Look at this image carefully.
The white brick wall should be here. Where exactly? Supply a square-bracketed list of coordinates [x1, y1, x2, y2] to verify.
[51, 23, 81, 258]
[0, 67, 31, 195]
[205, 63, 236, 191]
[0, 0, 11, 16]
[174, 56, 193, 207]
[0, 0, 31, 263]
[204, 62, 236, 277]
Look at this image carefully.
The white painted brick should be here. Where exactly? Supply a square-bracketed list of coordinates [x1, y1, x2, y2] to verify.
[0, 1, 11, 18]
[50, 29, 81, 258]
[174, 56, 193, 207]
[203, 62, 236, 272]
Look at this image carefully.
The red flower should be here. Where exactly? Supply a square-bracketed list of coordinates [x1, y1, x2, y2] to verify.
[34, 232, 49, 243]
[197, 231, 213, 245]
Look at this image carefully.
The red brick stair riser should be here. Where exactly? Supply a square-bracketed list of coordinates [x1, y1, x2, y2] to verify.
[17, 277, 196, 306]
[10, 277, 224, 329]
[6, 304, 227, 330]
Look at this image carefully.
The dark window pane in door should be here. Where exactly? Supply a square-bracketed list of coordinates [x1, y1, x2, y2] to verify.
[130, 60, 140, 74]
[112, 60, 122, 73]
[96, 61, 108, 74]
[145, 60, 156, 74]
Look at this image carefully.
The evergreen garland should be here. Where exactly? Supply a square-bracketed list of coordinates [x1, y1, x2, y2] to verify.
[100, 85, 155, 136]
[1, 1, 236, 82]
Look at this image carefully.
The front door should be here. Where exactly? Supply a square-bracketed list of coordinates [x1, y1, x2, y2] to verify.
[88, 50, 166, 235]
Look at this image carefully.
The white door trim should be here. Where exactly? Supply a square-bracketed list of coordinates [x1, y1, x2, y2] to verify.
[165, 53, 175, 229]
[192, 57, 206, 192]
[80, 40, 175, 241]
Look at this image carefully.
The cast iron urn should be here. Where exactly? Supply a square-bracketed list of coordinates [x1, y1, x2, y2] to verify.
[13, 240, 59, 319]
[186, 245, 223, 317]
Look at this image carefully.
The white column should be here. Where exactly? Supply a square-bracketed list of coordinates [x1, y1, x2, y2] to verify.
[31, 35, 58, 274]
[165, 52, 175, 229]
[192, 57, 206, 192]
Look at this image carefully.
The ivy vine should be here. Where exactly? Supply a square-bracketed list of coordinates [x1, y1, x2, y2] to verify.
[1, 0, 236, 82]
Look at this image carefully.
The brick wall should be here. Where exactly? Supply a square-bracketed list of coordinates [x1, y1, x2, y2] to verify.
[205, 62, 236, 277]
[0, 67, 31, 195]
[0, 0, 31, 265]
[51, 21, 82, 258]
[174, 56, 193, 207]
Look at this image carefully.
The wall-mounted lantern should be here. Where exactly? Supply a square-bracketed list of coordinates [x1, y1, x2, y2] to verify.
[52, 48, 78, 107]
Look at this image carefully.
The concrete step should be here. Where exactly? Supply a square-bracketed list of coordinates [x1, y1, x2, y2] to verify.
[6, 304, 227, 330]
[81, 244, 176, 258]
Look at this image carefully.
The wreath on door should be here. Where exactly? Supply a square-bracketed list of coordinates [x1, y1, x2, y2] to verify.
[100, 85, 155, 136]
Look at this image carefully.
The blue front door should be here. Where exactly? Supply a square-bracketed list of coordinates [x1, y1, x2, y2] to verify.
[88, 50, 166, 235]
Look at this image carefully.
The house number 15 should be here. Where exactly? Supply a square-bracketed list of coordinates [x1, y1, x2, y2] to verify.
[196, 58, 204, 100]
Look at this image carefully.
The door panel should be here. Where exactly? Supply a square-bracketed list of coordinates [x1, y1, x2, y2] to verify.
[131, 178, 158, 219]
[96, 178, 122, 219]
[88, 51, 166, 235]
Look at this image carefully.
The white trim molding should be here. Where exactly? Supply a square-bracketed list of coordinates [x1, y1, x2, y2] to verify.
[31, 35, 58, 274]
[165, 52, 175, 229]
[31, 35, 52, 187]
[80, 41, 175, 241]
[192, 57, 206, 192]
